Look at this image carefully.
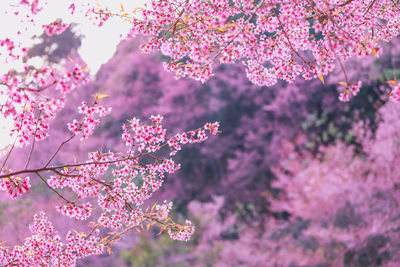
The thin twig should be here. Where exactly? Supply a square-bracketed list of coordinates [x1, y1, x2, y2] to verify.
[364, 0, 377, 16]
[36, 172, 72, 203]
[337, 55, 349, 84]
[25, 111, 42, 169]
[1, 138, 16, 171]
[44, 134, 75, 168]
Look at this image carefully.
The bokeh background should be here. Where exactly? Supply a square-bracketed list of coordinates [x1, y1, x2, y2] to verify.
[1, 19, 400, 266]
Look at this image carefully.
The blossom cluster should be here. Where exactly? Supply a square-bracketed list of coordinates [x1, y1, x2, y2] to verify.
[56, 202, 93, 220]
[0, 2, 89, 148]
[338, 81, 362, 102]
[43, 19, 68, 36]
[91, 0, 399, 99]
[67, 99, 112, 140]
[155, 200, 173, 220]
[168, 220, 195, 242]
[0, 212, 104, 266]
[0, 175, 30, 199]
[3, 62, 89, 147]
[167, 122, 220, 155]
[0, 114, 219, 265]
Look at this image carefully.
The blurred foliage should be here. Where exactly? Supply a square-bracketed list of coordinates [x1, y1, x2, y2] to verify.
[120, 234, 192, 267]
[120, 216, 221, 267]
[300, 83, 387, 154]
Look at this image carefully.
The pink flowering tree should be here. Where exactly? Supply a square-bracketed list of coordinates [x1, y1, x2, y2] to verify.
[120, 101, 400, 266]
[93, 0, 400, 102]
[0, 1, 219, 265]
[72, 35, 392, 215]
[2, 0, 400, 265]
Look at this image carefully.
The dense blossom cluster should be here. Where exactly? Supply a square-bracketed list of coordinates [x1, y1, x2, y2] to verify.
[2, 63, 89, 147]
[0, 114, 219, 265]
[56, 202, 93, 220]
[0, 175, 30, 199]
[0, 212, 105, 266]
[91, 0, 399, 101]
[122, 114, 219, 155]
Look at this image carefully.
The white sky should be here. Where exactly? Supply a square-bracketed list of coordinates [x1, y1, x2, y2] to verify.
[0, 0, 150, 151]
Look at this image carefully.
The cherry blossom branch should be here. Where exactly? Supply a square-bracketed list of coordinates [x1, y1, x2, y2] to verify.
[17, 80, 58, 93]
[0, 155, 141, 179]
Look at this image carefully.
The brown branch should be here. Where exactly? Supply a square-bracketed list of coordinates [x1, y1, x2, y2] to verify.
[172, 8, 186, 38]
[338, 0, 355, 7]
[1, 138, 16, 171]
[49, 168, 83, 177]
[44, 134, 75, 168]
[364, 0, 377, 16]
[0, 152, 151, 179]
[17, 80, 58, 93]
[337, 55, 349, 85]
[36, 172, 72, 203]
[1, 101, 29, 170]
[24, 111, 42, 169]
